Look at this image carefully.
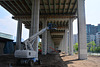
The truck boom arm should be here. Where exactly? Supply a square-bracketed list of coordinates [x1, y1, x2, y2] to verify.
[23, 27, 48, 50]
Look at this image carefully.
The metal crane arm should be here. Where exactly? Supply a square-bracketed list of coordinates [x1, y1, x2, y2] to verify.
[23, 27, 48, 50]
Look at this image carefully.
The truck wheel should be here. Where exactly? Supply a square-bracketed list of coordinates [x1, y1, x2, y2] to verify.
[29, 60, 34, 67]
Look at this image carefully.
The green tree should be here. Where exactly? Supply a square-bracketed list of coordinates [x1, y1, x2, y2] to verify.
[95, 46, 100, 53]
[87, 41, 96, 52]
[74, 43, 78, 52]
[38, 42, 41, 49]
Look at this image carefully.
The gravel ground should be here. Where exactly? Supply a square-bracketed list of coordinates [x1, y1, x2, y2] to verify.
[61, 53, 100, 67]
[0, 53, 100, 67]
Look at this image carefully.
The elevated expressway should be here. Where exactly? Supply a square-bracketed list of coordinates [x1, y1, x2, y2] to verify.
[0, 0, 87, 59]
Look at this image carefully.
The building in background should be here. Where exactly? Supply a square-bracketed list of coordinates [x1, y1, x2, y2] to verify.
[0, 32, 14, 55]
[86, 24, 98, 35]
[86, 24, 100, 44]
[96, 32, 100, 46]
[73, 34, 78, 45]
[90, 35, 96, 42]
[98, 24, 100, 32]
[87, 35, 90, 43]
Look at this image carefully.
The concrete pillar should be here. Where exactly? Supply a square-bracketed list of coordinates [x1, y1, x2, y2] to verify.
[59, 41, 62, 51]
[64, 29, 68, 54]
[61, 39, 63, 52]
[48, 37, 54, 53]
[59, 38, 64, 52]
[60, 40, 62, 52]
[62, 35, 65, 52]
[69, 19, 73, 55]
[52, 39, 54, 50]
[50, 39, 55, 52]
[58, 40, 61, 50]
[30, 0, 40, 60]
[58, 43, 60, 50]
[47, 31, 52, 53]
[67, 31, 69, 53]
[42, 19, 47, 55]
[16, 19, 22, 50]
[77, 0, 87, 59]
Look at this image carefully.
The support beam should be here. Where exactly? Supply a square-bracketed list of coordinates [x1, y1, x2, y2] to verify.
[71, 0, 77, 14]
[67, 0, 72, 13]
[51, 33, 64, 36]
[58, 0, 61, 14]
[63, 0, 67, 13]
[13, 15, 77, 19]
[14, 0, 25, 13]
[19, 0, 29, 13]
[69, 19, 73, 55]
[77, 0, 87, 60]
[0, 1, 14, 14]
[42, 19, 47, 55]
[2, 1, 17, 14]
[8, 1, 21, 13]
[30, 0, 40, 60]
[25, 0, 31, 10]
[48, 0, 51, 13]
[16, 19, 22, 50]
[54, 0, 56, 14]
[43, 0, 47, 13]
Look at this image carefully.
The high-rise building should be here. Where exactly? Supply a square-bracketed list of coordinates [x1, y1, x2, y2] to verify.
[86, 24, 98, 35]
[90, 35, 96, 42]
[86, 24, 100, 43]
[96, 32, 100, 46]
[73, 34, 78, 45]
[98, 24, 100, 32]
[87, 35, 96, 43]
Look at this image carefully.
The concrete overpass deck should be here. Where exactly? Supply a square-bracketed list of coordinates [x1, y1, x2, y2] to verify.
[0, 0, 87, 60]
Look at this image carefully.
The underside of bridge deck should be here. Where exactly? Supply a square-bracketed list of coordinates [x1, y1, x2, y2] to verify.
[0, 0, 87, 60]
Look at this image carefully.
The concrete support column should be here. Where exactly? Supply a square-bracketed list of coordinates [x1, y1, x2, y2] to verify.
[59, 38, 65, 52]
[52, 39, 54, 50]
[69, 19, 73, 55]
[58, 42, 60, 50]
[42, 19, 47, 55]
[64, 29, 68, 54]
[60, 39, 63, 52]
[30, 0, 40, 60]
[47, 31, 50, 53]
[16, 19, 22, 50]
[58, 40, 62, 50]
[62, 35, 65, 52]
[60, 40, 62, 52]
[47, 31, 52, 53]
[51, 39, 54, 52]
[77, 0, 87, 59]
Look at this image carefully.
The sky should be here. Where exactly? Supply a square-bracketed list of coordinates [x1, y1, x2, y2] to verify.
[0, 6, 29, 40]
[0, 0, 100, 40]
